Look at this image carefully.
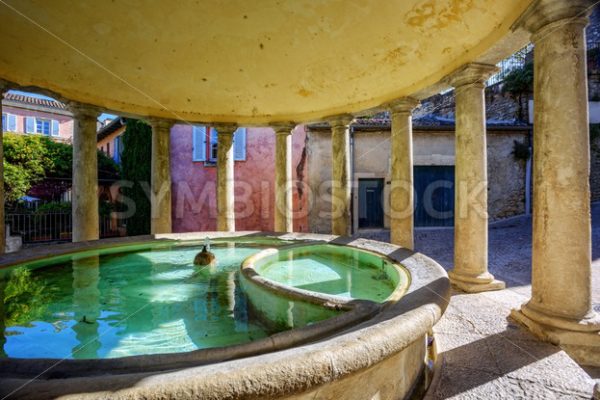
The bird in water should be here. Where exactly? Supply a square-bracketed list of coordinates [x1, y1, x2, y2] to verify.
[194, 237, 216, 266]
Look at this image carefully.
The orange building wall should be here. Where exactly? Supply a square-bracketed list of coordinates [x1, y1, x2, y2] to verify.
[170, 125, 309, 232]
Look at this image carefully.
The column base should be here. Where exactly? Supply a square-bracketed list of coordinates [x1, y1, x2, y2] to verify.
[448, 270, 505, 293]
[511, 305, 600, 367]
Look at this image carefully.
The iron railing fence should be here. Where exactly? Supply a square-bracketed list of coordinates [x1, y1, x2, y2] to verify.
[487, 44, 533, 86]
[5, 212, 122, 244]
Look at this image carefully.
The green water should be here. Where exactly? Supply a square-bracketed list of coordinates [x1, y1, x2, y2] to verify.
[0, 243, 276, 360]
[0, 240, 399, 360]
[255, 245, 398, 302]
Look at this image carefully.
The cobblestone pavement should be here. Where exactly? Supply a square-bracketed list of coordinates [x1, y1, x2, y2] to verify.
[354, 203, 600, 399]
[355, 202, 600, 310]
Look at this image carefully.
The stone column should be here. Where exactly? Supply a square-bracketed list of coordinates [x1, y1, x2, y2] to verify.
[273, 124, 295, 232]
[510, 0, 600, 366]
[328, 115, 353, 236]
[149, 119, 174, 234]
[388, 98, 420, 250]
[0, 86, 7, 254]
[70, 103, 99, 242]
[446, 63, 505, 293]
[215, 124, 237, 232]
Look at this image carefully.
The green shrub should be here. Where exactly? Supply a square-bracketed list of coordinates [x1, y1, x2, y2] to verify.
[2, 133, 120, 203]
[35, 201, 71, 214]
[511, 140, 531, 161]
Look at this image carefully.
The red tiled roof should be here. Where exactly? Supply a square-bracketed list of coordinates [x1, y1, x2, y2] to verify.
[2, 92, 67, 110]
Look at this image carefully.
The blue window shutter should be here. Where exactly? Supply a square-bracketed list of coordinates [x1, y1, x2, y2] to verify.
[51, 120, 59, 136]
[25, 117, 35, 133]
[1, 114, 5, 132]
[8, 114, 16, 132]
[192, 126, 207, 161]
[114, 136, 120, 163]
[233, 128, 246, 161]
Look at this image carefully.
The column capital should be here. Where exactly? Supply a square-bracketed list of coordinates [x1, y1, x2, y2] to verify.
[67, 101, 101, 119]
[513, 0, 594, 36]
[326, 114, 354, 129]
[272, 122, 296, 135]
[445, 63, 499, 88]
[148, 117, 177, 131]
[212, 123, 237, 135]
[387, 97, 420, 114]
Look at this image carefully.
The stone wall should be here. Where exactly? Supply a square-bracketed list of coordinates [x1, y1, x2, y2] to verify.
[487, 131, 528, 219]
[414, 83, 524, 123]
[485, 84, 524, 123]
[587, 7, 600, 100]
[306, 127, 528, 233]
[306, 130, 332, 234]
[591, 135, 600, 202]
[587, 6, 600, 45]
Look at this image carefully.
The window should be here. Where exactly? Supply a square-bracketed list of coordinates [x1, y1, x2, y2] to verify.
[24, 117, 59, 135]
[107, 142, 110, 157]
[192, 126, 207, 161]
[209, 128, 218, 162]
[199, 127, 247, 163]
[35, 118, 51, 135]
[233, 128, 246, 161]
[51, 120, 59, 136]
[2, 113, 17, 132]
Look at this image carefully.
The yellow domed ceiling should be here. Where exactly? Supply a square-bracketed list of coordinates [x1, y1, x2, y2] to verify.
[0, 0, 533, 124]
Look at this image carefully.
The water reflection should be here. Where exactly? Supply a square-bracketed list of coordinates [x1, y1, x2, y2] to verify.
[0, 243, 288, 359]
[71, 255, 101, 359]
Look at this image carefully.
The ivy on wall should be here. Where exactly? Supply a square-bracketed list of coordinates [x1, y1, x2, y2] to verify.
[502, 62, 533, 123]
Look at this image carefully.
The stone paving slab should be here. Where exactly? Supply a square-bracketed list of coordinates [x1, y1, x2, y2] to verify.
[354, 204, 600, 399]
[428, 290, 596, 399]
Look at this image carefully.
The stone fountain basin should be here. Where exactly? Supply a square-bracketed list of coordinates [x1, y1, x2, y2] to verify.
[0, 232, 450, 400]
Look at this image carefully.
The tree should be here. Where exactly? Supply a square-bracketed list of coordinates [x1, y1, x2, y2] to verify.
[119, 119, 152, 236]
[2, 133, 120, 204]
[502, 62, 534, 123]
[3, 134, 52, 202]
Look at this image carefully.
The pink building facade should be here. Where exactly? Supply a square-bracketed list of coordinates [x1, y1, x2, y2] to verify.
[170, 125, 309, 233]
[2, 93, 73, 140]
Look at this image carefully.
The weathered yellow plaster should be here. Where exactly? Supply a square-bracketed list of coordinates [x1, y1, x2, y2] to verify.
[0, 0, 533, 123]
